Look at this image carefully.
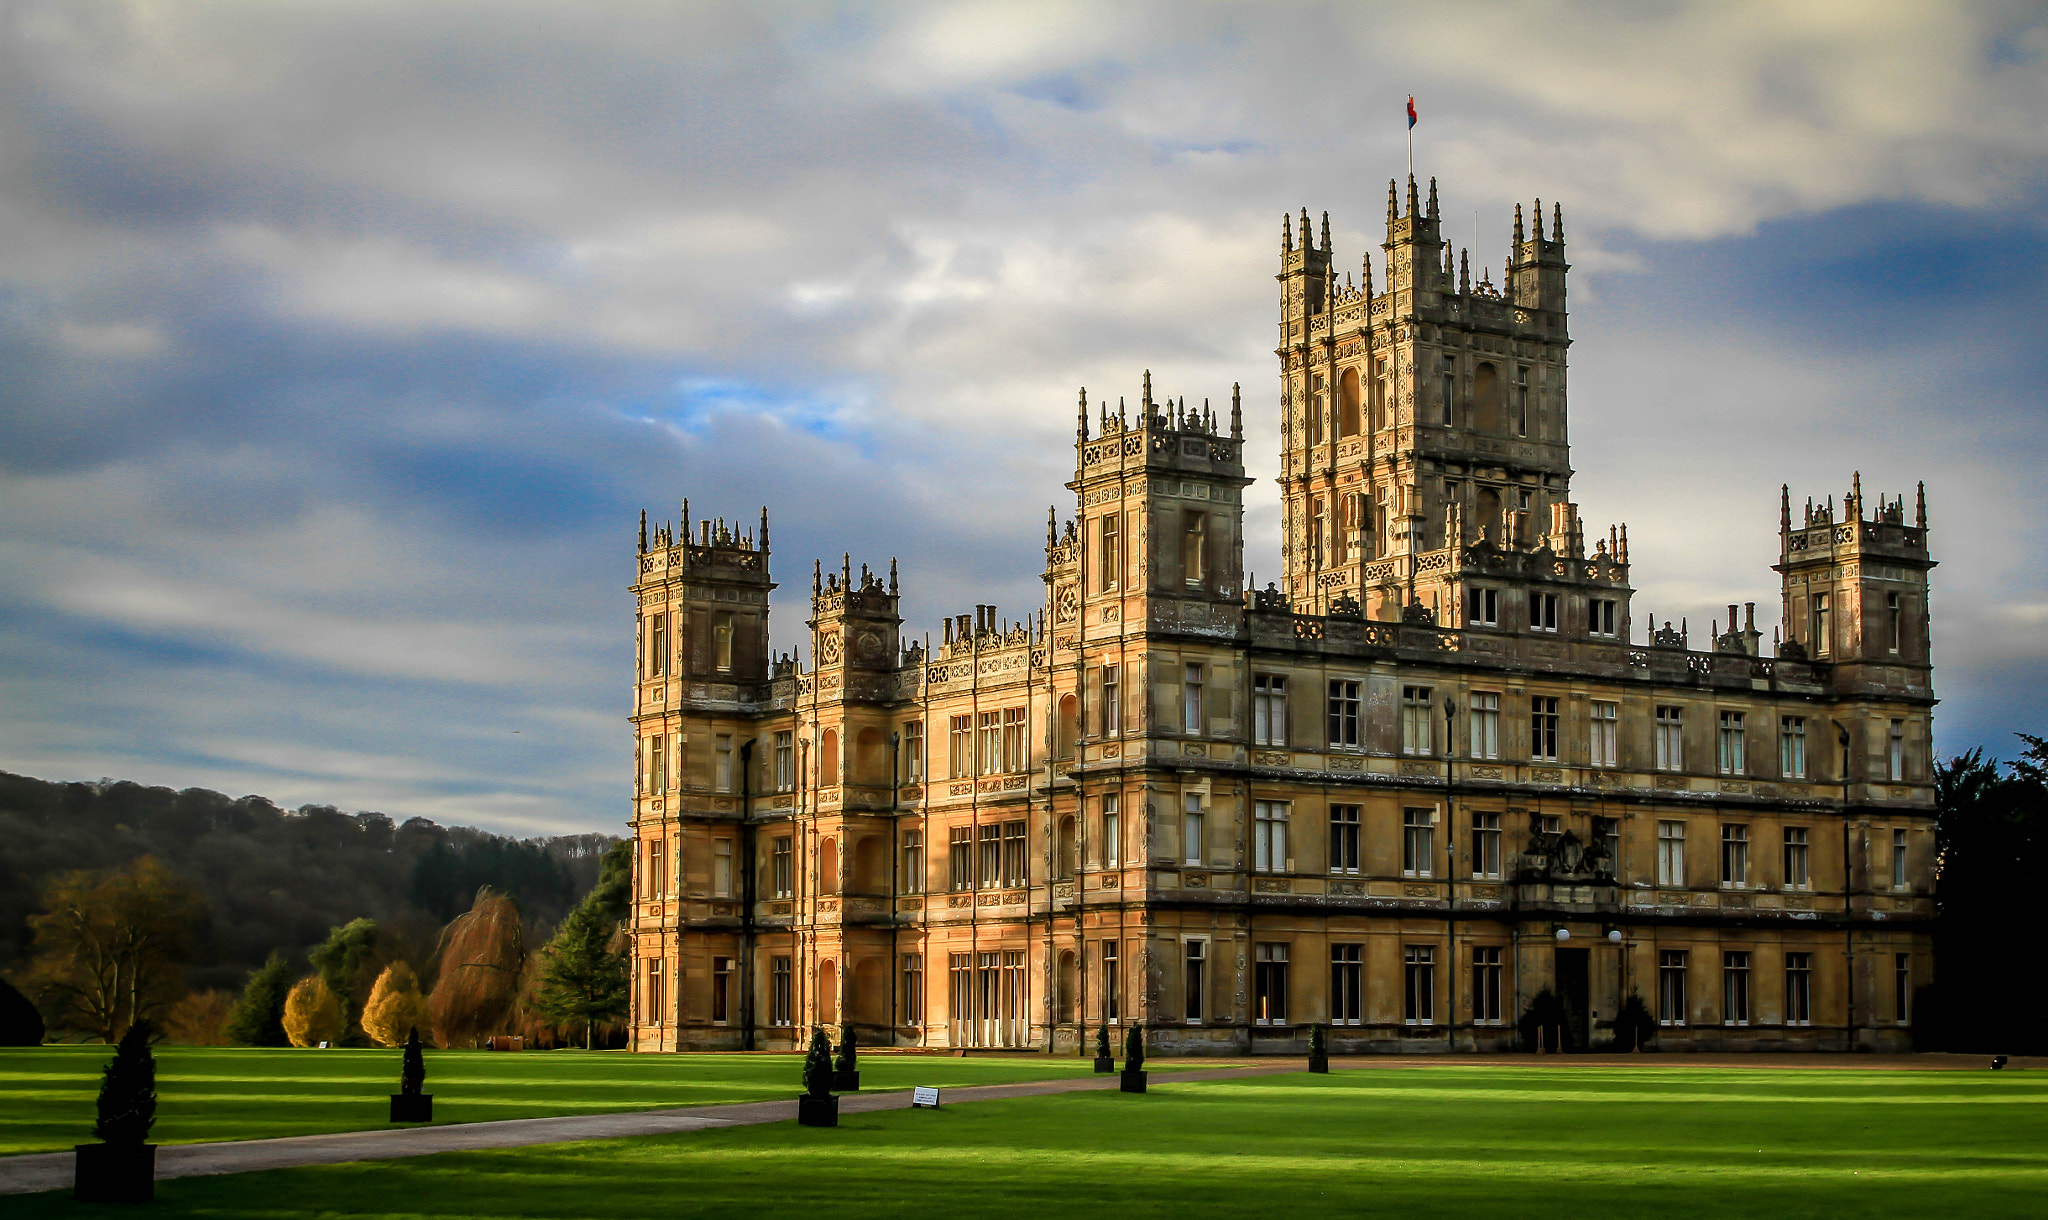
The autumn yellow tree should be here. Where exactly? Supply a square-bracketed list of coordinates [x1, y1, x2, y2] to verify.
[360, 962, 430, 1048]
[282, 976, 345, 1048]
[27, 856, 204, 1042]
[427, 888, 525, 1048]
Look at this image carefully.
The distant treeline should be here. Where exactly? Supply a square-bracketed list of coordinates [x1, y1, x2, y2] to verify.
[0, 771, 618, 992]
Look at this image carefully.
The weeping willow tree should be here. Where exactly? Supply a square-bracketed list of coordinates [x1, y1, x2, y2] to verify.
[426, 888, 526, 1048]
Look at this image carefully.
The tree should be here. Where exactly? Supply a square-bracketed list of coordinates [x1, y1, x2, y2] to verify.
[225, 952, 293, 1046]
[427, 888, 525, 1047]
[308, 918, 397, 1041]
[531, 901, 627, 1049]
[1932, 743, 2048, 1051]
[94, 1019, 157, 1145]
[361, 962, 431, 1049]
[283, 976, 345, 1047]
[26, 856, 204, 1042]
[161, 989, 235, 1046]
[0, 975, 45, 1046]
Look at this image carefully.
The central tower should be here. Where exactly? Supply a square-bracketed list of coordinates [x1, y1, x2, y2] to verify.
[1276, 178, 1599, 630]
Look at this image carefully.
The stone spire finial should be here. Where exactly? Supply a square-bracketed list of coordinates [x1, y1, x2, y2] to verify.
[1916, 481, 1927, 528]
[1142, 368, 1152, 409]
[1780, 484, 1791, 531]
[1320, 210, 1331, 252]
[1459, 247, 1469, 294]
[1299, 207, 1312, 249]
[889, 556, 898, 594]
[1230, 383, 1242, 440]
[841, 552, 852, 588]
[1533, 200, 1546, 242]
[759, 505, 769, 550]
[1553, 201, 1564, 242]
[813, 559, 822, 594]
[1513, 203, 1525, 252]
[1851, 470, 1863, 517]
[1426, 176, 1439, 219]
[1362, 251, 1374, 297]
[1077, 387, 1088, 442]
[638, 509, 647, 554]
[1282, 212, 1293, 254]
[1047, 506, 1057, 548]
[1406, 174, 1420, 218]
[1386, 179, 1399, 232]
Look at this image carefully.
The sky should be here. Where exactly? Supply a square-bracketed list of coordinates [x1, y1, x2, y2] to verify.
[2, 0, 2044, 836]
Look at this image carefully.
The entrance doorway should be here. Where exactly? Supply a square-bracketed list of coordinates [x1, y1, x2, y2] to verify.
[1555, 947, 1590, 1052]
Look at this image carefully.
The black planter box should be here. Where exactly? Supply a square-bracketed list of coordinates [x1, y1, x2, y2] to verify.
[1119, 1070, 1147, 1094]
[1308, 1054, 1329, 1074]
[74, 1142, 155, 1203]
[390, 1093, 434, 1123]
[797, 1093, 839, 1127]
[833, 1069, 860, 1092]
[1093, 1056, 1114, 1073]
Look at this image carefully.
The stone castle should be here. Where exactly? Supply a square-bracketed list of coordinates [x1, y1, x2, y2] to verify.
[625, 174, 1935, 1054]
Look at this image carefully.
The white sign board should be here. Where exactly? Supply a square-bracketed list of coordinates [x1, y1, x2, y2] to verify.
[911, 1086, 941, 1108]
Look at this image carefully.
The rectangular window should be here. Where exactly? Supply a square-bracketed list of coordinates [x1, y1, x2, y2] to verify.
[1723, 952, 1751, 1026]
[1331, 944, 1363, 1025]
[978, 711, 1003, 776]
[713, 838, 733, 898]
[774, 731, 794, 792]
[949, 954, 972, 1039]
[1468, 587, 1499, 626]
[1895, 953, 1912, 1025]
[979, 823, 1001, 888]
[1655, 706, 1684, 772]
[1102, 794, 1121, 868]
[948, 826, 972, 891]
[1718, 711, 1746, 775]
[1591, 701, 1618, 768]
[1253, 674, 1289, 745]
[1003, 707, 1027, 772]
[1183, 512, 1207, 585]
[649, 613, 668, 677]
[1101, 665, 1121, 737]
[1102, 941, 1121, 1022]
[1513, 366, 1530, 436]
[1471, 692, 1501, 760]
[1440, 369, 1456, 426]
[1183, 793, 1205, 867]
[1780, 717, 1807, 779]
[1721, 824, 1749, 888]
[1254, 943, 1289, 1025]
[1473, 811, 1502, 879]
[1889, 720, 1906, 782]
[771, 956, 793, 1026]
[1887, 592, 1902, 654]
[902, 954, 924, 1026]
[1472, 946, 1503, 1025]
[711, 957, 732, 1025]
[1254, 800, 1289, 873]
[901, 830, 924, 894]
[1328, 679, 1361, 748]
[1892, 828, 1908, 890]
[904, 720, 924, 781]
[713, 734, 732, 792]
[1329, 804, 1361, 874]
[1404, 945, 1435, 1025]
[949, 715, 973, 778]
[1785, 952, 1813, 1026]
[1590, 598, 1618, 637]
[1401, 685, 1434, 755]
[1184, 940, 1206, 1023]
[647, 838, 666, 898]
[1783, 827, 1810, 890]
[650, 735, 667, 794]
[1812, 593, 1830, 656]
[1659, 951, 1688, 1026]
[1529, 592, 1558, 632]
[772, 836, 793, 898]
[1530, 696, 1560, 762]
[1002, 820, 1027, 887]
[1183, 664, 1205, 735]
[714, 611, 734, 671]
[1402, 808, 1435, 878]
[1657, 821, 1685, 887]
[1099, 513, 1121, 589]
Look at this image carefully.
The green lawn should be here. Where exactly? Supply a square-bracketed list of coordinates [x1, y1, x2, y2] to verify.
[17, 1065, 2048, 1219]
[0, 1045, 1124, 1155]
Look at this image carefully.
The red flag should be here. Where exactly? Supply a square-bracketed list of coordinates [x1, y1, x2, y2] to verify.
[1407, 96, 1417, 129]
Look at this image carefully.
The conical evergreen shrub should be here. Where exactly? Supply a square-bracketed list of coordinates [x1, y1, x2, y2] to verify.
[802, 1027, 834, 1097]
[93, 1020, 156, 1146]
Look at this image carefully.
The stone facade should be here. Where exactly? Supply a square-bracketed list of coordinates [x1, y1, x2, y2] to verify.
[625, 176, 1936, 1055]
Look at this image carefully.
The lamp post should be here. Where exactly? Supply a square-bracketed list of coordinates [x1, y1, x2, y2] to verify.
[1442, 696, 1457, 1051]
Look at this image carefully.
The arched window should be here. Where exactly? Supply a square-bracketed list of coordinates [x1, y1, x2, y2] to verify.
[820, 729, 838, 785]
[1307, 376, 1324, 445]
[1057, 950, 1078, 1024]
[819, 959, 838, 1023]
[1057, 816, 1076, 879]
[1338, 367, 1362, 437]
[820, 836, 839, 895]
[1057, 694, 1078, 760]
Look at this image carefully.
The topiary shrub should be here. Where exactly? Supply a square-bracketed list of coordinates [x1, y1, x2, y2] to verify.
[803, 1027, 834, 1098]
[1123, 1024, 1145, 1072]
[93, 1020, 157, 1146]
[0, 976, 46, 1046]
[833, 1023, 860, 1091]
[1518, 989, 1567, 1053]
[1613, 989, 1656, 1052]
[402, 1026, 426, 1096]
[1308, 1021, 1329, 1073]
